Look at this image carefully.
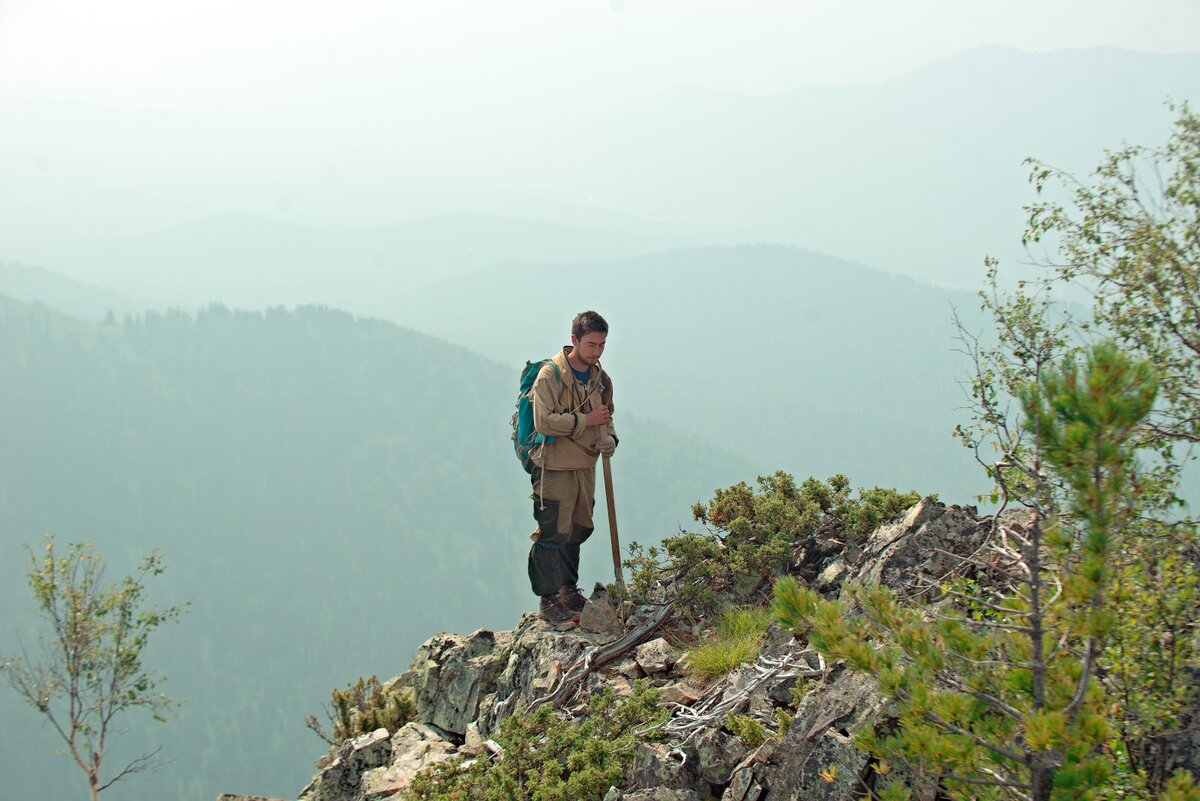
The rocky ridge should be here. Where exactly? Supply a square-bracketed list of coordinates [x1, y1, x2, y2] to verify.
[220, 498, 994, 801]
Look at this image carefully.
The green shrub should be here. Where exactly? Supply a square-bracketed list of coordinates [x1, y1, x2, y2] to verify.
[626, 472, 923, 615]
[406, 684, 665, 801]
[305, 674, 416, 745]
[725, 713, 767, 748]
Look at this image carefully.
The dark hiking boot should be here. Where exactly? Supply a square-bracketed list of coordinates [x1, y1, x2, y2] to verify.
[557, 585, 587, 615]
[539, 594, 578, 625]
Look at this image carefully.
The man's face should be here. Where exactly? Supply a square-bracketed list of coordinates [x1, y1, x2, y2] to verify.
[571, 331, 607, 367]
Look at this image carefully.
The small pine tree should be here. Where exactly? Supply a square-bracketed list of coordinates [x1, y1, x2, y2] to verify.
[774, 343, 1199, 801]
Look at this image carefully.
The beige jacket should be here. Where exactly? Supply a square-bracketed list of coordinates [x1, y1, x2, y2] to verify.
[531, 347, 616, 471]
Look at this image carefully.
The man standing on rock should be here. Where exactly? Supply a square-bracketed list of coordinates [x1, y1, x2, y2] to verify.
[528, 310, 617, 624]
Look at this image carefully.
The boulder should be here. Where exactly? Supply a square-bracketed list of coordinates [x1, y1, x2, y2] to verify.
[731, 669, 889, 801]
[635, 637, 678, 675]
[580, 588, 625, 639]
[625, 742, 708, 795]
[816, 559, 848, 592]
[474, 616, 594, 735]
[694, 728, 750, 785]
[659, 680, 705, 706]
[299, 728, 392, 801]
[853, 499, 985, 596]
[411, 629, 511, 735]
[357, 723, 456, 800]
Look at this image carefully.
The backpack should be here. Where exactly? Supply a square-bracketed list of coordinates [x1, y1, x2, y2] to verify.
[512, 359, 562, 473]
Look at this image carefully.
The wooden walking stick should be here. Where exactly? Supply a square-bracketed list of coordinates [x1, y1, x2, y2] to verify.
[600, 371, 628, 585]
[603, 423, 624, 586]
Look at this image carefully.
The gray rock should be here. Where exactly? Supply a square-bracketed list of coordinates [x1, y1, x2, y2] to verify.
[732, 669, 888, 801]
[608, 674, 635, 698]
[843, 540, 864, 565]
[460, 721, 485, 756]
[580, 590, 625, 639]
[357, 723, 457, 800]
[659, 680, 704, 706]
[722, 766, 765, 801]
[299, 728, 392, 801]
[625, 742, 707, 795]
[617, 657, 643, 679]
[853, 499, 985, 597]
[816, 559, 848, 591]
[695, 727, 750, 785]
[768, 675, 799, 705]
[816, 537, 844, 556]
[635, 637, 678, 675]
[617, 790, 703, 801]
[411, 629, 508, 735]
[216, 795, 291, 801]
[474, 616, 594, 736]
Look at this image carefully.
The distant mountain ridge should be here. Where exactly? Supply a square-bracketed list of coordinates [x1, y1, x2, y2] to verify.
[19, 211, 750, 312]
[391, 242, 990, 502]
[0, 260, 142, 318]
[3, 46, 1197, 297]
[587, 46, 1200, 287]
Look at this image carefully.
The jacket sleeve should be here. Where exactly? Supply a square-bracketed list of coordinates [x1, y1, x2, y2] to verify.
[532, 365, 587, 438]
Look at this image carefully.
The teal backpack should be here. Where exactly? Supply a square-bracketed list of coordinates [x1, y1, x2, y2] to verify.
[512, 359, 562, 473]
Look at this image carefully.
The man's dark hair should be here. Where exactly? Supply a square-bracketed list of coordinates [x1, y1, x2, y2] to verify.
[572, 310, 609, 340]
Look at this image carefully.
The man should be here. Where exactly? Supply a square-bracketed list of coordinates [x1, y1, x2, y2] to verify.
[528, 310, 618, 624]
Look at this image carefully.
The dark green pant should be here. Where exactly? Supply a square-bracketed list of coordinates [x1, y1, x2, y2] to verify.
[528, 466, 595, 596]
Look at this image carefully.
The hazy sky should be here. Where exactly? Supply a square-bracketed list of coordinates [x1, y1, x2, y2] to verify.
[2, 0, 1198, 111]
[1, 0, 1198, 290]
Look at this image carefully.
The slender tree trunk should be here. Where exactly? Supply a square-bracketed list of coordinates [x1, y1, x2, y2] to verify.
[1030, 763, 1054, 801]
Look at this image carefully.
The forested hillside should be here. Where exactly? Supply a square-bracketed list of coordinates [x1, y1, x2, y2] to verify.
[0, 297, 746, 801]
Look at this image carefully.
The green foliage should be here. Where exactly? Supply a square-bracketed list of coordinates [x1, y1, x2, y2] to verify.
[1159, 771, 1200, 801]
[0, 538, 186, 801]
[775, 344, 1162, 801]
[951, 109, 1200, 798]
[684, 606, 772, 679]
[626, 472, 922, 615]
[306, 674, 416, 746]
[1105, 540, 1200, 793]
[1025, 103, 1200, 454]
[405, 684, 664, 801]
[725, 713, 767, 748]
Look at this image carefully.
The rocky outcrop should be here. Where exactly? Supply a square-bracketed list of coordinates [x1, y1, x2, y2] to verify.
[222, 497, 1002, 801]
[850, 498, 986, 596]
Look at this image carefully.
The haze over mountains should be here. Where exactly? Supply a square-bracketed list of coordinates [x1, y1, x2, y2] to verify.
[2, 43, 1199, 801]
[4, 47, 1199, 303]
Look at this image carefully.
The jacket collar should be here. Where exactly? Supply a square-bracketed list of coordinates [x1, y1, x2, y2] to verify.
[555, 346, 599, 382]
